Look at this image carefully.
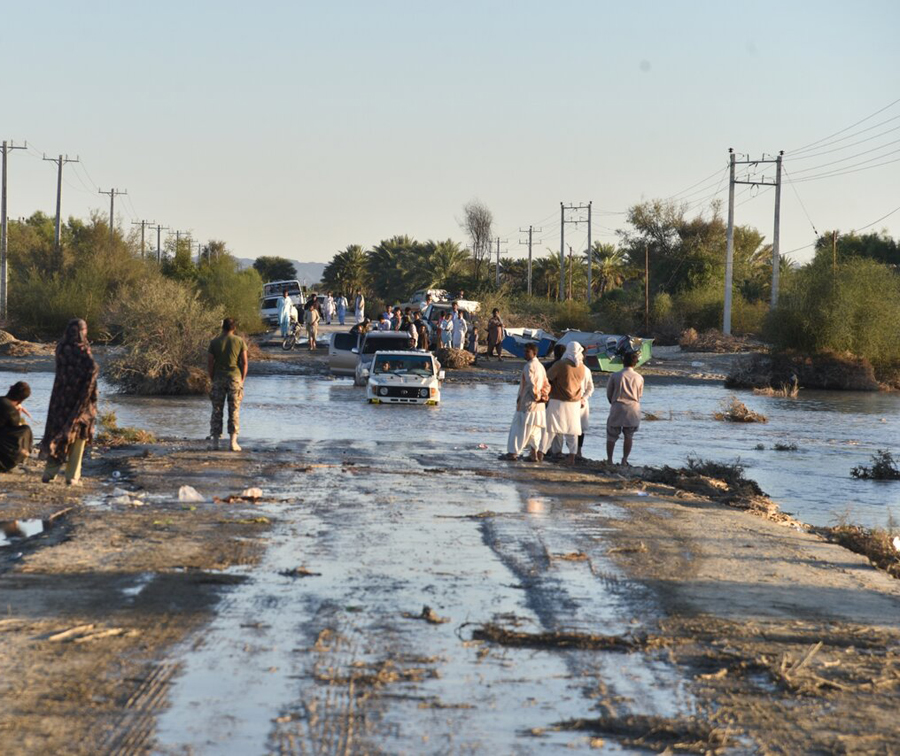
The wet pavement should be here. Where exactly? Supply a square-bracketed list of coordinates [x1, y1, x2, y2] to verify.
[4, 370, 899, 527]
[152, 443, 693, 754]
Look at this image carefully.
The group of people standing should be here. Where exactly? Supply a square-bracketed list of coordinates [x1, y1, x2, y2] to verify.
[505, 341, 643, 466]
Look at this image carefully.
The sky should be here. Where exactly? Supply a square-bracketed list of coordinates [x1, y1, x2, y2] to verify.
[2, 0, 899, 266]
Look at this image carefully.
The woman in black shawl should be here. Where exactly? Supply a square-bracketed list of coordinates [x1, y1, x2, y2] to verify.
[40, 318, 98, 485]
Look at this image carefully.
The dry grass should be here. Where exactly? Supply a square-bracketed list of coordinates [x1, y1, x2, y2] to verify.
[679, 327, 755, 353]
[819, 523, 900, 579]
[435, 347, 474, 369]
[713, 397, 768, 423]
[94, 411, 156, 447]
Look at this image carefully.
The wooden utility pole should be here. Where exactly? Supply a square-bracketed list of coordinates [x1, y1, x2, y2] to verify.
[559, 202, 591, 301]
[42, 153, 79, 255]
[567, 244, 574, 300]
[723, 149, 736, 335]
[1, 140, 26, 323]
[644, 244, 650, 334]
[151, 223, 170, 263]
[832, 230, 838, 279]
[99, 188, 127, 246]
[132, 219, 156, 259]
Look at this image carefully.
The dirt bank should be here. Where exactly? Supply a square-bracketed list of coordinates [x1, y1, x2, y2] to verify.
[1, 438, 898, 753]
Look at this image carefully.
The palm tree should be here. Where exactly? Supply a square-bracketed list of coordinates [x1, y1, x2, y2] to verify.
[366, 235, 419, 302]
[589, 241, 627, 297]
[322, 244, 369, 296]
[415, 239, 469, 290]
[532, 251, 562, 300]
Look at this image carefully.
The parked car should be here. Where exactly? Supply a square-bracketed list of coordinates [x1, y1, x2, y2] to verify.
[260, 280, 307, 326]
[328, 331, 361, 376]
[354, 331, 417, 386]
[366, 351, 444, 406]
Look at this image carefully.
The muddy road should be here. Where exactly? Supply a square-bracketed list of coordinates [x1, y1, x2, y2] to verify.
[2, 435, 899, 755]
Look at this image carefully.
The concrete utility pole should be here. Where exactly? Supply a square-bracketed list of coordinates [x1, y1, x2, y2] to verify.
[586, 201, 593, 304]
[519, 225, 542, 297]
[771, 151, 783, 308]
[131, 219, 156, 259]
[1, 140, 26, 323]
[493, 237, 508, 287]
[559, 202, 591, 301]
[98, 188, 127, 245]
[151, 223, 170, 264]
[724, 149, 781, 334]
[567, 245, 574, 300]
[42, 153, 79, 255]
[644, 244, 650, 334]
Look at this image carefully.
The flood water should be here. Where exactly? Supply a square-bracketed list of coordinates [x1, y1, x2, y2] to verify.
[4, 369, 897, 528]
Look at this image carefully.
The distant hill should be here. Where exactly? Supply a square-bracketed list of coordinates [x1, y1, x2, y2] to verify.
[237, 258, 326, 287]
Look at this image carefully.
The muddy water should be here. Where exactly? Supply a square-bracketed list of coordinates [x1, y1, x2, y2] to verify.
[4, 370, 898, 527]
[154, 443, 693, 754]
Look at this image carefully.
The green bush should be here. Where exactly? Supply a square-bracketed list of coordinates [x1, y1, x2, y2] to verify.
[105, 276, 224, 395]
[196, 257, 264, 334]
[670, 282, 766, 336]
[766, 258, 900, 369]
[593, 287, 642, 334]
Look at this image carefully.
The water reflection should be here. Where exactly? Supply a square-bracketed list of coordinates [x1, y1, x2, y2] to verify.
[0, 519, 46, 546]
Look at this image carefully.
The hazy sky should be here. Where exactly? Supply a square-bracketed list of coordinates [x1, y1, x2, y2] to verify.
[3, 0, 898, 265]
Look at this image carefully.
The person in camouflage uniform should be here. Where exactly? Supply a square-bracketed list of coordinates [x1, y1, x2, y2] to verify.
[207, 318, 249, 452]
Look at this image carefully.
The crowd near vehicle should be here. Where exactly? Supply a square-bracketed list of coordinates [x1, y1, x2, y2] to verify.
[353, 331, 415, 386]
[366, 351, 444, 406]
[259, 280, 308, 326]
[420, 301, 479, 341]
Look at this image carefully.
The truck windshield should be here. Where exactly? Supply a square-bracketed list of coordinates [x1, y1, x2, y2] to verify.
[373, 356, 433, 375]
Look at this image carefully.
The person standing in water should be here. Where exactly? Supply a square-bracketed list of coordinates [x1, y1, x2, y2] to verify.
[208, 318, 248, 452]
[543, 342, 585, 466]
[605, 351, 644, 465]
[504, 342, 550, 461]
[40, 319, 99, 485]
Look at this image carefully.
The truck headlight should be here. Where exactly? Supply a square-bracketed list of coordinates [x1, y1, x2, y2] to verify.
[379, 386, 388, 396]
[419, 388, 429, 398]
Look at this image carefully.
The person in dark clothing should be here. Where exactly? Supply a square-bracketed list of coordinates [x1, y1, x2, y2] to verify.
[0, 382, 33, 473]
[40, 319, 99, 485]
[414, 313, 429, 351]
[543, 343, 566, 372]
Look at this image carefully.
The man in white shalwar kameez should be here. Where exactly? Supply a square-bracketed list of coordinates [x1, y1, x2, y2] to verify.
[542, 342, 586, 466]
[577, 366, 595, 459]
[451, 306, 468, 349]
[354, 291, 365, 324]
[323, 293, 335, 325]
[504, 343, 550, 461]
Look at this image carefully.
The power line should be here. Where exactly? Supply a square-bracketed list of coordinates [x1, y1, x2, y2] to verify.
[786, 95, 900, 155]
[788, 143, 900, 176]
[787, 122, 900, 161]
[787, 155, 900, 183]
[854, 202, 900, 232]
[781, 167, 818, 235]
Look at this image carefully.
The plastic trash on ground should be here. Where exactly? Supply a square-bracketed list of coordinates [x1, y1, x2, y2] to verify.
[241, 487, 263, 500]
[178, 485, 205, 503]
[893, 536, 900, 553]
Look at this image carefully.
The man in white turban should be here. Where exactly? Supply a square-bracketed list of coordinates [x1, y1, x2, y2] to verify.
[543, 341, 586, 466]
[504, 342, 550, 461]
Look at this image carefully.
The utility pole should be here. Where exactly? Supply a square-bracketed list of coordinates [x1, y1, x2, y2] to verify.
[1, 140, 26, 323]
[586, 201, 593, 303]
[493, 237, 508, 287]
[131, 219, 156, 259]
[832, 230, 838, 280]
[724, 149, 781, 334]
[567, 245, 574, 300]
[151, 223, 169, 264]
[560, 202, 591, 301]
[519, 225, 542, 297]
[644, 244, 650, 334]
[98, 188, 127, 246]
[771, 151, 783, 308]
[43, 153, 79, 256]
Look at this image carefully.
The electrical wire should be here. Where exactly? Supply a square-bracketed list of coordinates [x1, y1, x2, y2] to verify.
[788, 143, 900, 176]
[786, 96, 900, 155]
[854, 202, 900, 232]
[787, 122, 900, 161]
[782, 167, 818, 235]
[787, 155, 900, 183]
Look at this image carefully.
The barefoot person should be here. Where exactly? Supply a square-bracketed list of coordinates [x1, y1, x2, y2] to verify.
[504, 343, 550, 461]
[487, 308, 504, 360]
[40, 319, 99, 486]
[542, 342, 585, 466]
[208, 317, 248, 452]
[0, 382, 34, 473]
[605, 351, 644, 465]
[577, 367, 595, 459]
